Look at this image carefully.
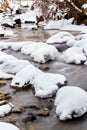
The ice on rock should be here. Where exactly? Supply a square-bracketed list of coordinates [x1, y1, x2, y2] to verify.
[55, 86, 87, 120]
[21, 42, 47, 55]
[0, 122, 20, 130]
[62, 47, 86, 64]
[31, 73, 67, 98]
[0, 59, 30, 74]
[0, 103, 13, 117]
[31, 45, 59, 63]
[11, 64, 42, 88]
[46, 31, 75, 44]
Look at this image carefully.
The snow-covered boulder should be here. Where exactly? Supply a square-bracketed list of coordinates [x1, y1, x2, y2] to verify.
[21, 42, 47, 55]
[46, 31, 74, 44]
[0, 122, 20, 130]
[55, 86, 87, 120]
[0, 103, 13, 117]
[0, 51, 17, 64]
[31, 73, 67, 98]
[62, 47, 86, 64]
[0, 59, 30, 74]
[11, 64, 42, 88]
[31, 45, 59, 63]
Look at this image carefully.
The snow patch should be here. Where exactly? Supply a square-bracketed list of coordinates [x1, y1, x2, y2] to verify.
[55, 86, 87, 120]
[31, 73, 67, 98]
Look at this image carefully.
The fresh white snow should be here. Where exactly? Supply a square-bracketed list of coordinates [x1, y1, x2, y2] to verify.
[11, 64, 42, 88]
[31, 45, 59, 63]
[31, 73, 67, 98]
[46, 31, 74, 44]
[0, 122, 20, 130]
[0, 59, 30, 74]
[55, 86, 87, 120]
[21, 42, 47, 55]
[62, 47, 86, 64]
[0, 103, 13, 117]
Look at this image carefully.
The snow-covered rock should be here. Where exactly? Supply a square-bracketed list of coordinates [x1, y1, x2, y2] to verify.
[0, 70, 14, 79]
[31, 73, 67, 98]
[62, 47, 86, 64]
[0, 122, 20, 130]
[0, 51, 17, 64]
[11, 64, 42, 88]
[60, 25, 87, 33]
[46, 31, 74, 44]
[0, 59, 30, 74]
[44, 18, 74, 30]
[10, 41, 29, 51]
[55, 86, 87, 120]
[0, 103, 13, 117]
[31, 45, 59, 63]
[21, 42, 47, 55]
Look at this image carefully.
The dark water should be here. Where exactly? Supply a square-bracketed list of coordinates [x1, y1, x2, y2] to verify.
[0, 26, 87, 130]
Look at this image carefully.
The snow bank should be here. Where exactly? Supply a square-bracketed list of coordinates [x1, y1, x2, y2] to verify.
[0, 103, 13, 117]
[0, 59, 30, 74]
[31, 45, 59, 63]
[31, 73, 67, 98]
[46, 31, 74, 44]
[62, 47, 86, 64]
[21, 42, 47, 55]
[11, 64, 42, 88]
[55, 86, 87, 120]
[0, 122, 20, 130]
[44, 18, 74, 30]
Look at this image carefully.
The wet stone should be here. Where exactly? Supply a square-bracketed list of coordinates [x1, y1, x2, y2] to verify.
[12, 106, 25, 114]
[0, 100, 8, 105]
[22, 115, 37, 123]
[39, 65, 49, 71]
[23, 104, 40, 110]
[0, 81, 7, 86]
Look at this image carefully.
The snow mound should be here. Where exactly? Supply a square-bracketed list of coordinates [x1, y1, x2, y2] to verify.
[0, 122, 20, 130]
[55, 86, 87, 120]
[0, 70, 14, 79]
[31, 45, 59, 63]
[0, 59, 30, 74]
[0, 42, 13, 50]
[44, 18, 74, 30]
[0, 103, 13, 117]
[21, 42, 47, 55]
[10, 41, 29, 51]
[11, 64, 42, 88]
[62, 47, 86, 64]
[0, 51, 17, 64]
[31, 73, 67, 98]
[46, 31, 74, 44]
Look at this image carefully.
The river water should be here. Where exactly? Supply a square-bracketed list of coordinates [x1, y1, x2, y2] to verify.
[0, 25, 87, 130]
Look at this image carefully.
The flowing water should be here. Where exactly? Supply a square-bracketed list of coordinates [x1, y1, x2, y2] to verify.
[0, 25, 87, 130]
